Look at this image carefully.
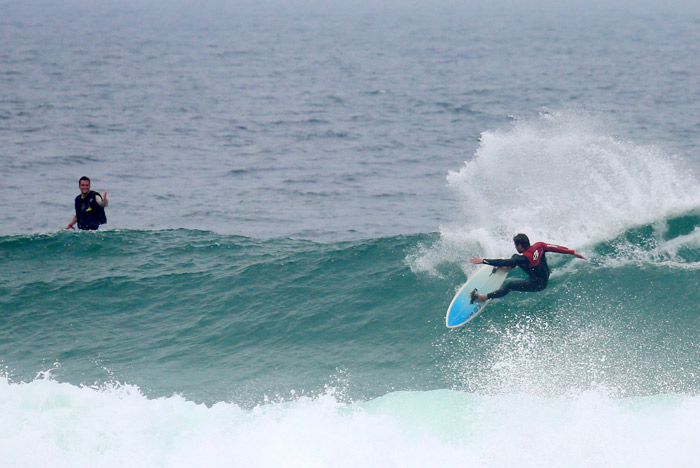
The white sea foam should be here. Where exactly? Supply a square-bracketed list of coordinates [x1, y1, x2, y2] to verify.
[410, 110, 700, 274]
[2, 376, 700, 468]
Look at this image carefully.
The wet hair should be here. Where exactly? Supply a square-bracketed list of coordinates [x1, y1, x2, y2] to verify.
[513, 233, 530, 249]
[79, 176, 91, 184]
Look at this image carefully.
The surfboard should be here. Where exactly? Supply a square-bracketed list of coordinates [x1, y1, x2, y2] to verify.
[445, 265, 508, 328]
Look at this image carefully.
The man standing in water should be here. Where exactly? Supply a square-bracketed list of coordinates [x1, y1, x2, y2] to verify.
[469, 233, 586, 302]
[64, 176, 108, 230]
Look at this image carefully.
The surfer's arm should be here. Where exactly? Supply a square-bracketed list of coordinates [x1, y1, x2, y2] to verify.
[471, 255, 525, 268]
[544, 244, 587, 260]
[95, 191, 108, 208]
[64, 215, 77, 230]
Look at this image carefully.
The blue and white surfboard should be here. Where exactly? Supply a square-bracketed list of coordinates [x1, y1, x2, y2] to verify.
[445, 265, 509, 328]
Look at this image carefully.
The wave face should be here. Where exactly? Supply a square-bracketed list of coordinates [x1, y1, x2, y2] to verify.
[3, 215, 700, 402]
[1, 230, 446, 405]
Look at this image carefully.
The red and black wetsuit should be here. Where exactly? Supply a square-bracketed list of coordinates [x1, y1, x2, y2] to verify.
[482, 242, 578, 299]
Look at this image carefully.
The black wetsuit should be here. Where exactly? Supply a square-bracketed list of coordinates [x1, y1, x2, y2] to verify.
[482, 242, 577, 299]
[74, 191, 107, 230]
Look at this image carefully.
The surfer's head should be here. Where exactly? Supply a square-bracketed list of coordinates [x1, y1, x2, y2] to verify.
[79, 176, 91, 195]
[513, 233, 530, 251]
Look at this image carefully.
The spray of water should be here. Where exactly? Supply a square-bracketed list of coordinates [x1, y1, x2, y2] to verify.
[410, 109, 700, 275]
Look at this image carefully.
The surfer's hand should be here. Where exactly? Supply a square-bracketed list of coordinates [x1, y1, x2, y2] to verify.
[470, 258, 484, 264]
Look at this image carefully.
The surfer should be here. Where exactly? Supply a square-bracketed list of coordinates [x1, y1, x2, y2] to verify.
[64, 176, 108, 230]
[469, 233, 586, 302]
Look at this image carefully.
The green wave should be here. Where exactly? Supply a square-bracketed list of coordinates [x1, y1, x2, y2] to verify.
[1, 226, 699, 405]
[591, 209, 700, 263]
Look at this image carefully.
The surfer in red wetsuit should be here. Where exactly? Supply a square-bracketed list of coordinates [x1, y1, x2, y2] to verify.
[469, 233, 586, 302]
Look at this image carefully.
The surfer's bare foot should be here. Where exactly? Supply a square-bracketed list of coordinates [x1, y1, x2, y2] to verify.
[470, 289, 487, 303]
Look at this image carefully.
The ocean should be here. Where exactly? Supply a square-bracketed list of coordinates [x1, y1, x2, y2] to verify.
[2, 1, 700, 466]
